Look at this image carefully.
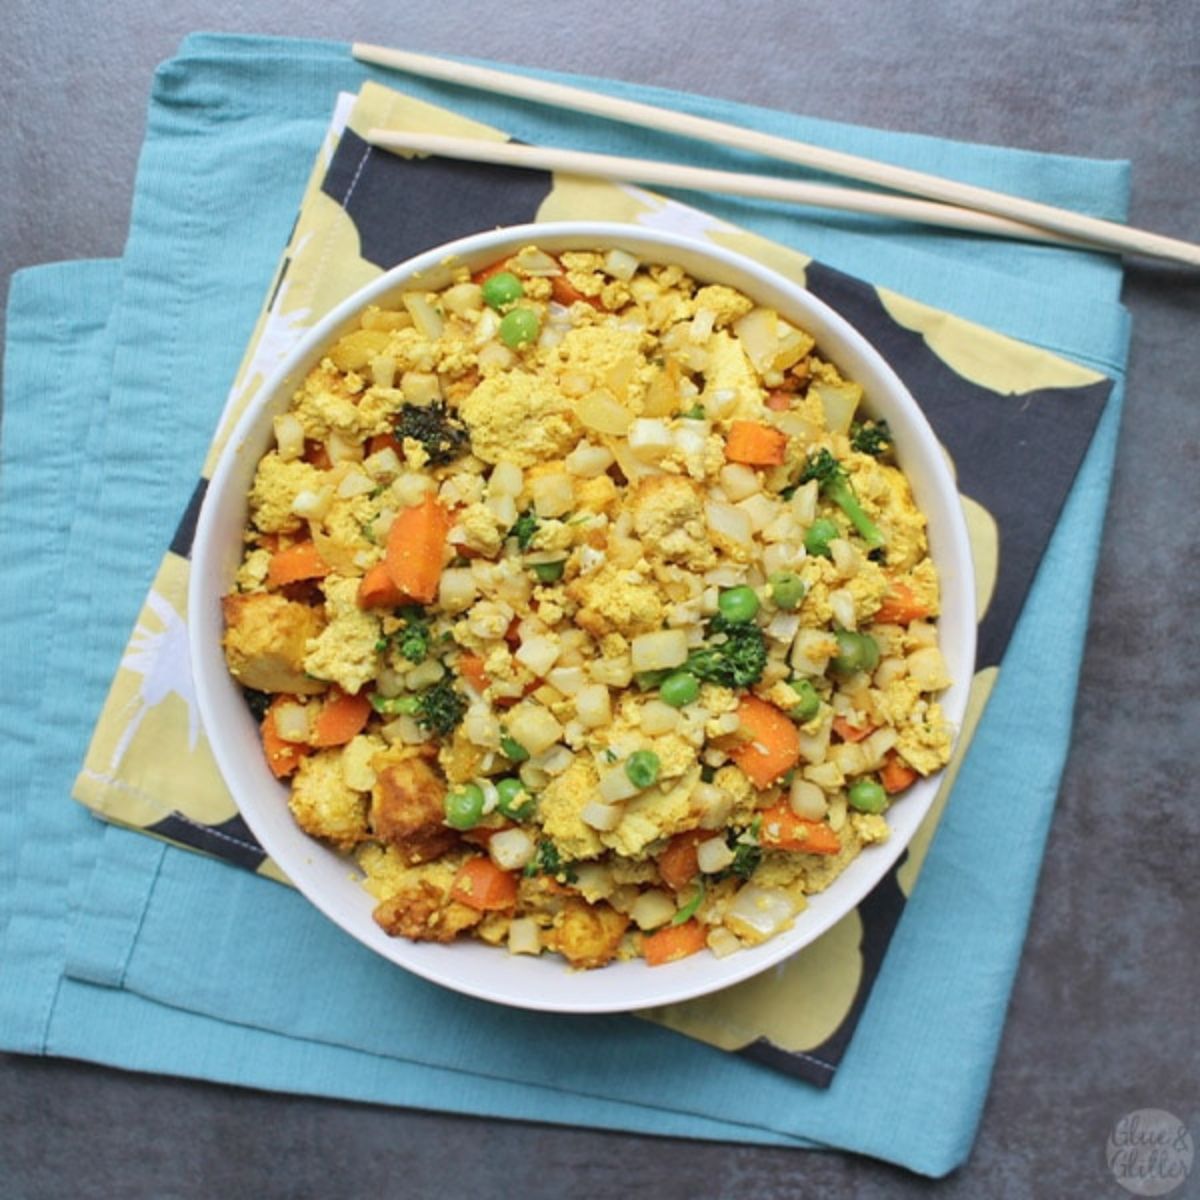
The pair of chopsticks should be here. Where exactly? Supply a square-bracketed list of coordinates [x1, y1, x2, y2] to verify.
[352, 42, 1200, 268]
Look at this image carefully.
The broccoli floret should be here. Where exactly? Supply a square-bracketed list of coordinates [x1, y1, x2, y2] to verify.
[685, 622, 767, 688]
[510, 508, 539, 550]
[800, 448, 885, 550]
[722, 818, 763, 881]
[414, 675, 468, 737]
[522, 838, 578, 883]
[393, 401, 469, 466]
[850, 418, 893, 458]
[242, 688, 272, 722]
[393, 605, 432, 664]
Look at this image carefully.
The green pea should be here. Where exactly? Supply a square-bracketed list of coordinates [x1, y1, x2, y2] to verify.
[531, 559, 565, 583]
[634, 669, 671, 691]
[445, 783, 485, 830]
[787, 678, 821, 722]
[496, 777, 536, 821]
[848, 777, 887, 814]
[499, 733, 529, 763]
[768, 571, 806, 610]
[481, 271, 523, 310]
[499, 307, 540, 348]
[717, 585, 760, 624]
[804, 517, 839, 558]
[369, 693, 421, 716]
[660, 671, 700, 708]
[681, 404, 706, 420]
[831, 630, 880, 675]
[625, 750, 661, 789]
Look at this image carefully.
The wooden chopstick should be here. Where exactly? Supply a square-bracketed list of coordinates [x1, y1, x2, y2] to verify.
[353, 42, 1200, 268]
[365, 130, 1098, 252]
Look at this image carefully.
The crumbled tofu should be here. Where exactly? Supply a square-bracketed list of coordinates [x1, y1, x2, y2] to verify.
[303, 575, 381, 694]
[459, 370, 577, 467]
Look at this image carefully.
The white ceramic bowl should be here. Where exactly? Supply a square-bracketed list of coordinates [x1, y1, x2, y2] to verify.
[190, 221, 975, 1014]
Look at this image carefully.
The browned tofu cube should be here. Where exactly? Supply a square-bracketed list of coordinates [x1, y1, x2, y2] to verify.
[372, 880, 482, 942]
[222, 592, 326, 695]
[548, 898, 630, 969]
[370, 749, 459, 865]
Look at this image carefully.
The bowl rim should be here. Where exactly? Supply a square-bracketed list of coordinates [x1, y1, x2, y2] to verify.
[190, 219, 976, 1013]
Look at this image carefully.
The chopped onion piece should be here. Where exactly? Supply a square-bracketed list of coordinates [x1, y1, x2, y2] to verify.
[630, 889, 677, 931]
[440, 282, 483, 315]
[437, 567, 478, 614]
[529, 471, 574, 518]
[272, 701, 310, 744]
[488, 460, 523, 497]
[603, 248, 639, 280]
[639, 700, 679, 736]
[291, 487, 333, 521]
[327, 431, 362, 465]
[706, 500, 753, 548]
[363, 446, 402, 482]
[582, 800, 624, 831]
[507, 917, 542, 956]
[598, 766, 641, 804]
[577, 389, 633, 436]
[829, 588, 857, 631]
[630, 629, 689, 672]
[336, 469, 375, 500]
[628, 418, 674, 462]
[719, 463, 761, 501]
[696, 836, 735, 874]
[565, 440, 615, 478]
[489, 827, 536, 871]
[400, 292, 444, 340]
[505, 703, 563, 756]
[907, 646, 952, 690]
[272, 413, 305, 461]
[511, 246, 560, 275]
[706, 926, 742, 958]
[406, 659, 445, 689]
[725, 884, 797, 945]
[789, 778, 829, 820]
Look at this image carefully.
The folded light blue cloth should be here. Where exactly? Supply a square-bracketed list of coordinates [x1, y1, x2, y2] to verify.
[0, 34, 1131, 1176]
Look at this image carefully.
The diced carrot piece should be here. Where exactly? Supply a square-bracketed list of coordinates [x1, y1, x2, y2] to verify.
[470, 257, 512, 285]
[266, 540, 330, 589]
[724, 420, 788, 466]
[462, 821, 516, 848]
[643, 919, 708, 967]
[758, 802, 841, 855]
[304, 440, 332, 469]
[384, 494, 451, 605]
[549, 272, 602, 309]
[728, 696, 801, 789]
[459, 654, 489, 694]
[368, 432, 404, 458]
[657, 830, 707, 892]
[832, 716, 876, 743]
[311, 689, 372, 748]
[261, 699, 312, 779]
[880, 751, 920, 795]
[873, 580, 932, 626]
[450, 857, 519, 912]
[357, 561, 407, 609]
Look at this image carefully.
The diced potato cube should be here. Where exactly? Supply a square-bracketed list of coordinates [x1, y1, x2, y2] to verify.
[505, 703, 563, 756]
[630, 629, 689, 673]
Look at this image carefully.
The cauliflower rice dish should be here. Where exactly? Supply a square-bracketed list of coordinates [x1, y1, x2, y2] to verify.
[221, 244, 954, 970]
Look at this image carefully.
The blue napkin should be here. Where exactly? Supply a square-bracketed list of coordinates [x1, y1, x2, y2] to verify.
[0, 34, 1131, 1176]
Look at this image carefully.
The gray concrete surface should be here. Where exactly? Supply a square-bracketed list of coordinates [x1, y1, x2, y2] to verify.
[2, 2, 1198, 1196]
